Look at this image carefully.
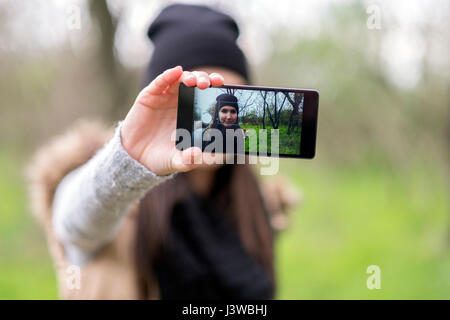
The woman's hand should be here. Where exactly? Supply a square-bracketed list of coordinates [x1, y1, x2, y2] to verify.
[121, 66, 224, 176]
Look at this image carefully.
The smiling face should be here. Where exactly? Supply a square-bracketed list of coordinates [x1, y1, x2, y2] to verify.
[219, 105, 238, 127]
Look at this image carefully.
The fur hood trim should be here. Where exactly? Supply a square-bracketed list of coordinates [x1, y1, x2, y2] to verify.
[26, 119, 114, 228]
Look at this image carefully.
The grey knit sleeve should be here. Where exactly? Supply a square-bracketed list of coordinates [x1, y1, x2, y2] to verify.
[52, 121, 175, 266]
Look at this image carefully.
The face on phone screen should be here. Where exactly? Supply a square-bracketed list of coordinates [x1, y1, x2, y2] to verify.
[192, 86, 305, 156]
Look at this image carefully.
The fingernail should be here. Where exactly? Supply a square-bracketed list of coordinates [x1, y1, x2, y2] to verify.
[211, 74, 224, 81]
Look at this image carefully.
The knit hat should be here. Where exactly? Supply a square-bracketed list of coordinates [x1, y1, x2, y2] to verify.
[216, 93, 239, 113]
[144, 3, 250, 85]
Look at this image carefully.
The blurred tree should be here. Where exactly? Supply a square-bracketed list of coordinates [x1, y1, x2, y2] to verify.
[88, 0, 133, 120]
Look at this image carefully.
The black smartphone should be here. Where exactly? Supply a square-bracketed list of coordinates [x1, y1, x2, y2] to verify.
[176, 83, 319, 158]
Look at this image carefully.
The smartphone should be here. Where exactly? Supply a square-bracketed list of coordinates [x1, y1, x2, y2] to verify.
[176, 83, 319, 158]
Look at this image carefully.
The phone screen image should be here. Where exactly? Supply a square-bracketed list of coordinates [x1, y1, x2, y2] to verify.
[177, 84, 318, 158]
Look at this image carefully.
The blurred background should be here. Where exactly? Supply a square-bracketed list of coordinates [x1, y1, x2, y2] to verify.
[0, 0, 448, 299]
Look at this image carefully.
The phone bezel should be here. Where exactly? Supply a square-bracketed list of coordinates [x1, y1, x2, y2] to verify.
[177, 83, 319, 159]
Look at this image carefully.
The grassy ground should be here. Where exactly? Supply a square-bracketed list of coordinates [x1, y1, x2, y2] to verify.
[241, 124, 301, 155]
[0, 152, 58, 299]
[274, 159, 450, 299]
[0, 152, 448, 299]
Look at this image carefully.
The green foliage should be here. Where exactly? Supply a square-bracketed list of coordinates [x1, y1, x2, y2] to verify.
[259, 3, 449, 173]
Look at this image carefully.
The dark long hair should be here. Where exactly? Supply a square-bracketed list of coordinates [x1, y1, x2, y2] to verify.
[134, 164, 275, 299]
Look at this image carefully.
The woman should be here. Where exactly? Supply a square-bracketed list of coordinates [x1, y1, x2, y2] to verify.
[203, 93, 248, 154]
[27, 3, 297, 299]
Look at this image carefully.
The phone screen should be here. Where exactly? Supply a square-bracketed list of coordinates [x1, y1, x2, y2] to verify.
[177, 84, 318, 158]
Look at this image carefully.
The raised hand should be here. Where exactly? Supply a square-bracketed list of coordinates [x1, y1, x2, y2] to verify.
[121, 66, 225, 176]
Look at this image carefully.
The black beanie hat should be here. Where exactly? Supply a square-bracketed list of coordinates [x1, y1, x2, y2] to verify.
[144, 3, 250, 85]
[216, 93, 239, 113]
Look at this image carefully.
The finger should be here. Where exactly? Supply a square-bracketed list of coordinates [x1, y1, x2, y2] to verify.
[181, 71, 197, 87]
[193, 71, 211, 89]
[209, 73, 225, 87]
[198, 151, 226, 166]
[163, 71, 193, 96]
[147, 66, 183, 95]
[171, 147, 203, 172]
